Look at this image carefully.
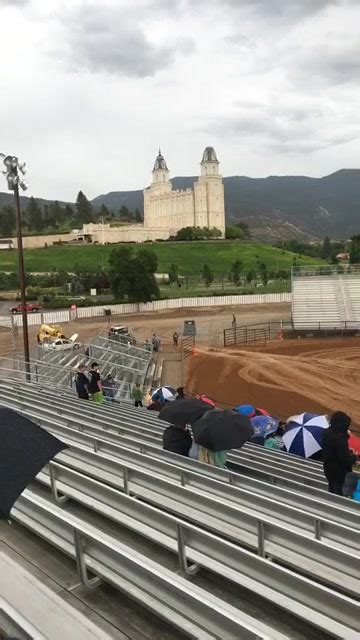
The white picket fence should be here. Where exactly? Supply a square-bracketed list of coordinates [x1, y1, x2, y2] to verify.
[0, 310, 71, 329]
[0, 293, 291, 328]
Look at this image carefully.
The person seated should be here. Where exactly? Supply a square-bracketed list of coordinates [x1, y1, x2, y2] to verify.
[264, 426, 285, 450]
[198, 447, 228, 468]
[163, 424, 192, 457]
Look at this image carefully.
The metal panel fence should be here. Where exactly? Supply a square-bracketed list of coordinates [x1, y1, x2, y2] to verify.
[0, 293, 291, 328]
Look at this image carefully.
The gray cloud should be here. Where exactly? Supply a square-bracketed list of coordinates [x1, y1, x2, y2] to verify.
[208, 103, 360, 154]
[0, 0, 29, 6]
[292, 41, 360, 85]
[59, 3, 194, 78]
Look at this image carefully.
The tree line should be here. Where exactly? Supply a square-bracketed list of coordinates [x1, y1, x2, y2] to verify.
[0, 191, 143, 237]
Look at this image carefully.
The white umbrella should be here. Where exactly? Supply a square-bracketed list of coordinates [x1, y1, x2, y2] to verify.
[283, 413, 329, 458]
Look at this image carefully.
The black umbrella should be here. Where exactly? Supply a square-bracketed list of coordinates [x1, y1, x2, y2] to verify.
[159, 398, 211, 425]
[191, 409, 253, 452]
[0, 407, 68, 519]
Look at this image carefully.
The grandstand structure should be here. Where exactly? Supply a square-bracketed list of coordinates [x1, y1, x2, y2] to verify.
[292, 265, 360, 331]
[0, 375, 359, 639]
[11, 330, 155, 398]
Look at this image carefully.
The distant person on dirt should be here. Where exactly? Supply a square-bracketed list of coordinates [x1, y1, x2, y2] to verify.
[163, 424, 192, 457]
[132, 382, 143, 407]
[322, 411, 357, 496]
[152, 333, 158, 352]
[173, 331, 179, 347]
[75, 363, 89, 400]
[88, 362, 103, 404]
[232, 314, 237, 329]
[144, 338, 152, 352]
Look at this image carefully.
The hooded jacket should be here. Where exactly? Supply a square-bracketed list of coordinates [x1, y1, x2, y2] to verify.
[163, 425, 192, 457]
[322, 412, 357, 483]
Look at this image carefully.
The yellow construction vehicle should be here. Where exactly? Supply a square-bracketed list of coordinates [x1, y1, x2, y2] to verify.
[38, 324, 64, 343]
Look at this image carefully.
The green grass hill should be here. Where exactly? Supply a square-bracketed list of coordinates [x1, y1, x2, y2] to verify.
[0, 240, 323, 275]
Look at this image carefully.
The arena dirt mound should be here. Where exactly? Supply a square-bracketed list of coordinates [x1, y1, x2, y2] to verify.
[186, 338, 360, 432]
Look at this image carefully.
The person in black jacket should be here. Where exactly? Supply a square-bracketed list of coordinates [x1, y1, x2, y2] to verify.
[75, 364, 89, 400]
[163, 424, 192, 457]
[322, 411, 357, 496]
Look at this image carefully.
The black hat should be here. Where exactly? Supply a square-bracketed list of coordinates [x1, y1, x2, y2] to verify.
[330, 411, 351, 433]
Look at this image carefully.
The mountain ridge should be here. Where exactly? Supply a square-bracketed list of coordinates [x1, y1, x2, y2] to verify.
[1, 169, 359, 239]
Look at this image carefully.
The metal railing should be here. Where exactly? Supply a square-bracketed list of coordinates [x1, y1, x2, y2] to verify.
[292, 265, 360, 278]
[0, 381, 328, 489]
[2, 380, 360, 522]
[224, 323, 276, 347]
[13, 491, 278, 640]
[36, 457, 360, 596]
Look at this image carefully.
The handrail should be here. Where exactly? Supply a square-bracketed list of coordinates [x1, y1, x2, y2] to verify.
[12, 491, 292, 640]
[36, 459, 360, 595]
[0, 381, 327, 481]
[0, 385, 327, 488]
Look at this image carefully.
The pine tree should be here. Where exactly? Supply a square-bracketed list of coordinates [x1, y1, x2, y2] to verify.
[76, 191, 93, 224]
[48, 201, 63, 227]
[99, 204, 110, 220]
[64, 204, 75, 220]
[229, 260, 243, 286]
[349, 236, 360, 264]
[26, 197, 44, 232]
[321, 236, 332, 260]
[168, 263, 179, 285]
[201, 263, 214, 288]
[119, 205, 130, 221]
[0, 205, 16, 237]
[134, 208, 143, 223]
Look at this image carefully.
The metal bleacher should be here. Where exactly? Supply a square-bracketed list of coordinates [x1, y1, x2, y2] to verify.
[11, 331, 153, 399]
[0, 377, 359, 639]
[292, 266, 360, 331]
[0, 552, 112, 640]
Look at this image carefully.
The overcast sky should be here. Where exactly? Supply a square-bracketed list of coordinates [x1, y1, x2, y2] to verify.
[0, 0, 359, 201]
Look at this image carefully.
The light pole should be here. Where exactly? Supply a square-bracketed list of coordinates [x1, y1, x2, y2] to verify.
[0, 153, 30, 376]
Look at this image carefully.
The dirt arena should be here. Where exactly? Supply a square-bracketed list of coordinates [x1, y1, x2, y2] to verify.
[186, 337, 360, 434]
[0, 302, 290, 360]
[1, 301, 359, 434]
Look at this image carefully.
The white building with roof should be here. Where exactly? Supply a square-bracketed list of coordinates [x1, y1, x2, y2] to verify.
[143, 147, 225, 237]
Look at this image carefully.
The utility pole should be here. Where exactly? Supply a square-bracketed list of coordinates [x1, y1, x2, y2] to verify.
[0, 153, 30, 377]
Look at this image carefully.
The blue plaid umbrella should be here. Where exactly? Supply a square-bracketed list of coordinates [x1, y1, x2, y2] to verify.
[251, 415, 278, 441]
[283, 413, 329, 458]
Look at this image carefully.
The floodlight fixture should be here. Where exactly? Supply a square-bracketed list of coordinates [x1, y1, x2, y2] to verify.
[0, 151, 30, 375]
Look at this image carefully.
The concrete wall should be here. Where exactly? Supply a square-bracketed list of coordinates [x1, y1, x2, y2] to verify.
[7, 233, 72, 249]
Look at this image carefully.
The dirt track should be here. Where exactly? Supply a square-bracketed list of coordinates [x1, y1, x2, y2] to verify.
[186, 337, 360, 433]
[0, 303, 290, 360]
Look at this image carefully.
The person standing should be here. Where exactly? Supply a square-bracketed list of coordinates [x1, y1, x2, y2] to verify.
[163, 424, 192, 457]
[104, 374, 117, 402]
[173, 331, 179, 347]
[132, 382, 143, 407]
[322, 411, 357, 495]
[176, 386, 185, 399]
[152, 333, 158, 352]
[88, 362, 103, 404]
[232, 314, 237, 329]
[75, 363, 89, 400]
